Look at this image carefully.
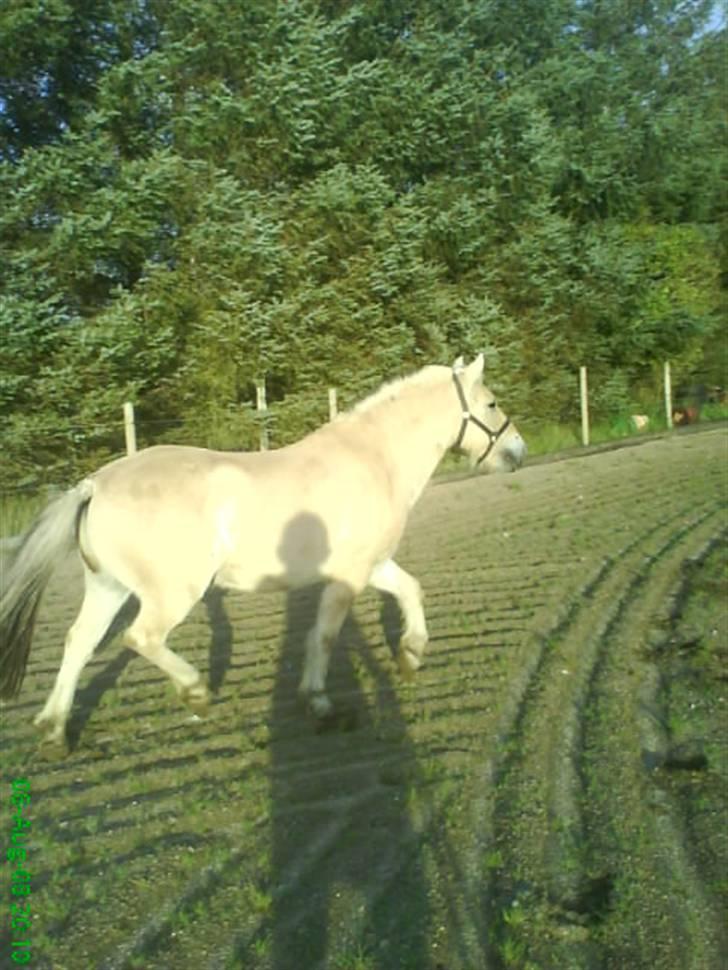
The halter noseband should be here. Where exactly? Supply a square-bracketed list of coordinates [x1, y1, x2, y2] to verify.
[452, 370, 511, 467]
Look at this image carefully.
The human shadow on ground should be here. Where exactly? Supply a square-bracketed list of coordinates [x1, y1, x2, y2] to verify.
[257, 512, 433, 969]
[263, 587, 433, 970]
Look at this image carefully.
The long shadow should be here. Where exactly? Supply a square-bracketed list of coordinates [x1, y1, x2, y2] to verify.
[203, 585, 233, 696]
[261, 514, 433, 969]
[265, 590, 433, 969]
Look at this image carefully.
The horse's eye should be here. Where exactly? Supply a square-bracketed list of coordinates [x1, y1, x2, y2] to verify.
[488, 400, 497, 410]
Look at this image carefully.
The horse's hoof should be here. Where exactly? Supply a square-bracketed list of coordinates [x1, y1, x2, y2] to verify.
[187, 695, 209, 717]
[308, 692, 333, 720]
[180, 682, 210, 716]
[36, 732, 69, 760]
[399, 631, 426, 679]
[398, 648, 422, 680]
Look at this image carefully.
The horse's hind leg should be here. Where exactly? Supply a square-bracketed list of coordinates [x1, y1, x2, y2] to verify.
[299, 580, 355, 718]
[35, 569, 130, 753]
[368, 559, 428, 677]
[123, 594, 209, 714]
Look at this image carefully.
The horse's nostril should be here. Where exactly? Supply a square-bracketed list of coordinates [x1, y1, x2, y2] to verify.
[509, 439, 527, 468]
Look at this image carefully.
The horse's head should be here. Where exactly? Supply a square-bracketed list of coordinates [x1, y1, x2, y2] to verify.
[451, 354, 526, 473]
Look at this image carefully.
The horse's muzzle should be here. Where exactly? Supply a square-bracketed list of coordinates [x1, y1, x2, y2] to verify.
[504, 434, 527, 470]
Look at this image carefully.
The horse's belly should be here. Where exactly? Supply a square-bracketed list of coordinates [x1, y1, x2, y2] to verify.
[213, 560, 322, 594]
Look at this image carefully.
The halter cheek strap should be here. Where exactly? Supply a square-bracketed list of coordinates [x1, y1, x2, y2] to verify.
[452, 371, 511, 466]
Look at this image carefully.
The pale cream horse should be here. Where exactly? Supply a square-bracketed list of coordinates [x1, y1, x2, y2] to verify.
[0, 355, 525, 752]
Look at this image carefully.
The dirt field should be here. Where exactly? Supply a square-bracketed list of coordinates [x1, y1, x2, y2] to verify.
[1, 428, 726, 970]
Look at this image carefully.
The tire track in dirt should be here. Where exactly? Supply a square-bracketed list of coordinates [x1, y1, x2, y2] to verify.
[455, 504, 718, 962]
[469, 493, 726, 963]
[432, 432, 727, 967]
[579, 529, 728, 970]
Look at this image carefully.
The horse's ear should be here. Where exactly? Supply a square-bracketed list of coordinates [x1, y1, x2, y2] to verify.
[467, 353, 485, 381]
[452, 355, 466, 373]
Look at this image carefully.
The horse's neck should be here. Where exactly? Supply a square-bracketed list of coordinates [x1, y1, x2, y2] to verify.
[371, 380, 458, 509]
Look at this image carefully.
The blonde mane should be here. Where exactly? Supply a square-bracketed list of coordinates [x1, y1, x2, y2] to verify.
[350, 365, 447, 417]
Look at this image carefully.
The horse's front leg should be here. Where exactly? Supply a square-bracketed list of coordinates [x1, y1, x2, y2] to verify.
[299, 580, 354, 718]
[368, 559, 428, 677]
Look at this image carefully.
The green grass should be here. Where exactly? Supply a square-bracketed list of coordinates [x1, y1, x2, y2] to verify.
[520, 406, 728, 459]
[522, 413, 664, 456]
[520, 422, 582, 456]
[0, 491, 48, 538]
[701, 402, 728, 422]
[331, 944, 378, 970]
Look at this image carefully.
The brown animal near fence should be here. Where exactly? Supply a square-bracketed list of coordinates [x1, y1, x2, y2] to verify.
[672, 405, 700, 426]
[672, 384, 725, 426]
[0, 355, 526, 755]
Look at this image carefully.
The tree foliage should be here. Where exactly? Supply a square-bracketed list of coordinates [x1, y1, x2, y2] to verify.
[0, 0, 725, 486]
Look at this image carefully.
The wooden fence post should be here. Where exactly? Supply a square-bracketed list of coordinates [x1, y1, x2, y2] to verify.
[123, 401, 137, 455]
[255, 378, 269, 450]
[579, 366, 590, 447]
[664, 361, 673, 430]
[328, 387, 338, 421]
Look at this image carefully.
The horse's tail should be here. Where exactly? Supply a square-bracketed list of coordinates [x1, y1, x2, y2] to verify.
[0, 480, 94, 698]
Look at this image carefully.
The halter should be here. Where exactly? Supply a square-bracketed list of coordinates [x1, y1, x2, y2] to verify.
[451, 370, 511, 467]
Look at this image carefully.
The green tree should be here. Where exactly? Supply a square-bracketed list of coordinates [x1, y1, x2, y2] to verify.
[0, 0, 724, 488]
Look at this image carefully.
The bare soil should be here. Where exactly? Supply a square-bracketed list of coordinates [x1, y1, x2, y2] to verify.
[1, 427, 726, 970]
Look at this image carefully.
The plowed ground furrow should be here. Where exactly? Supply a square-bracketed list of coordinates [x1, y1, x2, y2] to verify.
[410, 444, 721, 541]
[580, 531, 728, 970]
[480, 504, 726, 970]
[2, 430, 726, 970]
